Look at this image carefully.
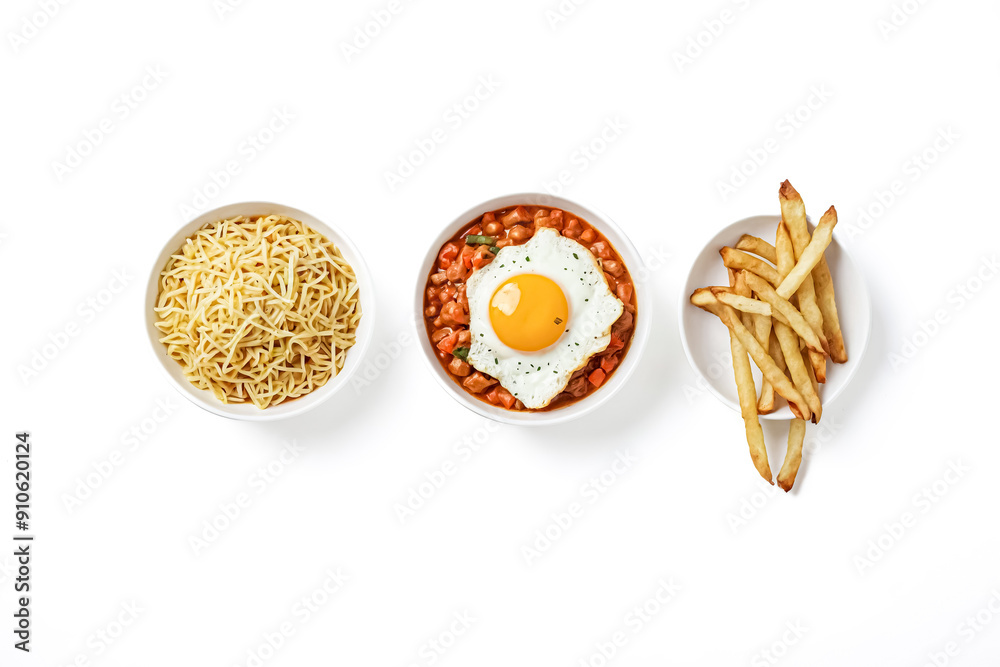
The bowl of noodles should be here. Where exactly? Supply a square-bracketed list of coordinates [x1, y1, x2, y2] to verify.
[145, 202, 375, 421]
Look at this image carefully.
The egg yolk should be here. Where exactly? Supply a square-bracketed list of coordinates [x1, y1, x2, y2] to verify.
[489, 274, 569, 352]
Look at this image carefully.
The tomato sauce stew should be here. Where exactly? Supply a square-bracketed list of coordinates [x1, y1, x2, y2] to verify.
[423, 205, 636, 411]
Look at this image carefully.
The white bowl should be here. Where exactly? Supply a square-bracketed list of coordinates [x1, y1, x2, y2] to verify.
[413, 193, 652, 426]
[145, 202, 376, 422]
[678, 215, 871, 420]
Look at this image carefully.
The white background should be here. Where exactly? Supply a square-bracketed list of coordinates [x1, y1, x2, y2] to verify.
[2, 0, 999, 665]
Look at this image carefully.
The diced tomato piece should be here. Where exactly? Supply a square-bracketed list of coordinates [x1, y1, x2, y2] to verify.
[430, 328, 452, 344]
[438, 242, 460, 268]
[449, 356, 471, 377]
[438, 284, 456, 304]
[472, 246, 493, 269]
[440, 301, 469, 326]
[588, 368, 606, 388]
[563, 218, 582, 239]
[436, 330, 460, 354]
[463, 372, 496, 394]
[600, 355, 618, 374]
[548, 210, 564, 230]
[591, 242, 612, 260]
[445, 261, 467, 282]
[617, 282, 632, 304]
[606, 334, 625, 353]
[494, 387, 516, 409]
[460, 244, 475, 270]
[500, 206, 531, 227]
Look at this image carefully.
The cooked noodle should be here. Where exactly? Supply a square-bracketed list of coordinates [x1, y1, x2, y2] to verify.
[154, 214, 361, 409]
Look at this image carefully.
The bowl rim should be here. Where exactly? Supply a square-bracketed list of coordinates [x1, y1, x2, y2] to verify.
[676, 213, 872, 420]
[412, 192, 652, 426]
[144, 201, 376, 422]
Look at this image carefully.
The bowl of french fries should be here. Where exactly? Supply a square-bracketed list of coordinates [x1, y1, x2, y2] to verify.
[680, 181, 871, 491]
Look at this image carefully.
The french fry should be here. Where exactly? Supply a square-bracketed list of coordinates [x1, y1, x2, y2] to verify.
[732, 271, 754, 329]
[724, 267, 771, 479]
[805, 349, 822, 416]
[776, 418, 806, 492]
[778, 180, 811, 251]
[741, 271, 824, 354]
[813, 256, 847, 363]
[808, 349, 827, 383]
[690, 289, 811, 419]
[732, 272, 776, 413]
[720, 247, 782, 287]
[735, 234, 777, 264]
[777, 185, 829, 356]
[769, 329, 786, 371]
[773, 321, 822, 423]
[775, 220, 795, 279]
[776, 219, 829, 380]
[754, 313, 775, 413]
[780, 179, 846, 362]
[712, 290, 793, 327]
[776, 206, 838, 300]
[730, 320, 772, 484]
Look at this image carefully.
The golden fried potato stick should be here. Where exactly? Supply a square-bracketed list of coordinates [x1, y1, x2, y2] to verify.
[731, 272, 775, 415]
[774, 219, 794, 278]
[720, 247, 782, 287]
[777, 189, 829, 352]
[769, 234, 820, 416]
[732, 271, 754, 327]
[812, 254, 847, 364]
[735, 234, 777, 264]
[714, 275, 771, 481]
[690, 289, 811, 420]
[774, 321, 822, 423]
[769, 330, 786, 371]
[741, 271, 824, 354]
[711, 291, 797, 329]
[775, 206, 838, 300]
[730, 317, 772, 484]
[777, 418, 806, 492]
[776, 220, 826, 344]
[775, 219, 828, 380]
[806, 349, 821, 401]
[778, 181, 847, 363]
[754, 312, 775, 413]
[808, 349, 827, 383]
[712, 290, 771, 317]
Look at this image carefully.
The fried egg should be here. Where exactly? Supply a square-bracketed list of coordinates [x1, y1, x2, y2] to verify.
[465, 227, 624, 409]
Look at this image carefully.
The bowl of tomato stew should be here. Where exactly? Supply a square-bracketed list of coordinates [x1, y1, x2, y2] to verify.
[414, 193, 651, 425]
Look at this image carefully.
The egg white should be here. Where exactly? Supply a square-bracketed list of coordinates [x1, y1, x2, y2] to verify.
[465, 228, 624, 409]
